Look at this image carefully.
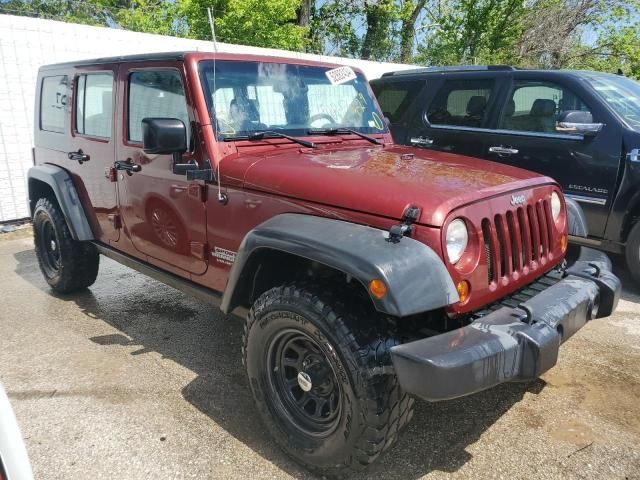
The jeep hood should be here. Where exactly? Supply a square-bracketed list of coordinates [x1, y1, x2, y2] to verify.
[239, 145, 554, 227]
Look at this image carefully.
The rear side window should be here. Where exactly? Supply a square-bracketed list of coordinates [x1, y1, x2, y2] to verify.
[128, 70, 190, 144]
[499, 81, 591, 134]
[372, 80, 422, 123]
[427, 79, 495, 128]
[75, 73, 113, 138]
[40, 75, 68, 133]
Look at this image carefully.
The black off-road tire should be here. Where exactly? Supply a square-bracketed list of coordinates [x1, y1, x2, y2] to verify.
[242, 284, 414, 477]
[33, 197, 99, 293]
[626, 220, 640, 283]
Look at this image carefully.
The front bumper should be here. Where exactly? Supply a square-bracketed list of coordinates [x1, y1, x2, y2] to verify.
[390, 247, 621, 402]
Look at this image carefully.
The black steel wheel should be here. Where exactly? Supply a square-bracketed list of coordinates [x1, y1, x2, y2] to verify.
[243, 284, 414, 477]
[33, 197, 99, 293]
[626, 220, 640, 283]
[267, 329, 342, 437]
[37, 216, 62, 278]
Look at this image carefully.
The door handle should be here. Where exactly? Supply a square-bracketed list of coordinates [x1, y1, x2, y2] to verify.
[489, 146, 519, 155]
[410, 136, 434, 147]
[67, 150, 90, 164]
[114, 160, 142, 174]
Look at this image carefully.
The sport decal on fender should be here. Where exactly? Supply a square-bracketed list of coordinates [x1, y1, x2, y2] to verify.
[325, 66, 357, 85]
[212, 247, 237, 266]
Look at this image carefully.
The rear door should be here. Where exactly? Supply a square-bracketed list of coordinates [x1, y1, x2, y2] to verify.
[482, 74, 621, 238]
[115, 63, 208, 275]
[67, 66, 120, 243]
[405, 75, 507, 157]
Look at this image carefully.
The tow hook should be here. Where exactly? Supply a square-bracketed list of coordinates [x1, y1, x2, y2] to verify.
[387, 205, 421, 243]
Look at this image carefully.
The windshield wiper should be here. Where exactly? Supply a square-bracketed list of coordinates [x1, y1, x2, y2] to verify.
[223, 130, 316, 148]
[308, 128, 383, 145]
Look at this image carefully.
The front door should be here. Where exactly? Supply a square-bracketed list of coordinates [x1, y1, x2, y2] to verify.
[406, 77, 503, 157]
[115, 64, 208, 275]
[483, 78, 621, 238]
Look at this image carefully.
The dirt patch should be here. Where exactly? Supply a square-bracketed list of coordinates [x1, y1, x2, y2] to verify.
[548, 419, 595, 446]
[0, 224, 33, 241]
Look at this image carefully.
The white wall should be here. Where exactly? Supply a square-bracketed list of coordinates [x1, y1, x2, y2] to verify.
[0, 14, 413, 222]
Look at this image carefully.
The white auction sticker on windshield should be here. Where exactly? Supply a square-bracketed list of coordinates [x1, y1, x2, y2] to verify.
[325, 66, 357, 85]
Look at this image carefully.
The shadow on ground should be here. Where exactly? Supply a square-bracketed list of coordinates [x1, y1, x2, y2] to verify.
[14, 246, 548, 479]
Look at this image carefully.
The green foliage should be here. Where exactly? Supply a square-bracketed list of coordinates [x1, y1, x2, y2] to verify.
[179, 0, 308, 51]
[1, 0, 639, 79]
[416, 0, 525, 66]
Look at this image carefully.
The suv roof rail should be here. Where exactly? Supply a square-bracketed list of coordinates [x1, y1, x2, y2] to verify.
[381, 65, 515, 77]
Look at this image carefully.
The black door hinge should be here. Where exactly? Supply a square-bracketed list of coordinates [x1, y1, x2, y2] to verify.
[387, 205, 421, 243]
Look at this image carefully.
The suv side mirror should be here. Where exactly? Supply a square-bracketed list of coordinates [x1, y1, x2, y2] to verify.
[142, 118, 187, 154]
[556, 110, 603, 137]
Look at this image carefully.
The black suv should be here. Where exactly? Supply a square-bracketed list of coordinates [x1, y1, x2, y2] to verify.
[371, 66, 640, 281]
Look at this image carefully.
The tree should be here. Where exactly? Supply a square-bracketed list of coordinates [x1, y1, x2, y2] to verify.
[398, 0, 427, 63]
[179, 0, 308, 51]
[416, 0, 526, 65]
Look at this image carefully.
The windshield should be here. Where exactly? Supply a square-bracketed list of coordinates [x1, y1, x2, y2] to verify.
[585, 73, 640, 129]
[199, 60, 387, 138]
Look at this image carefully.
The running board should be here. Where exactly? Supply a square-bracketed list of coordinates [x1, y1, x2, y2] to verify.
[93, 243, 223, 307]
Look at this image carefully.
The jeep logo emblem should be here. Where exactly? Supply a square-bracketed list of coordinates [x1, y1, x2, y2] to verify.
[510, 194, 526, 206]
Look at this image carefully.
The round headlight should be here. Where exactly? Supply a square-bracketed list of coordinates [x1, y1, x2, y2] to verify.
[551, 192, 562, 222]
[446, 218, 468, 264]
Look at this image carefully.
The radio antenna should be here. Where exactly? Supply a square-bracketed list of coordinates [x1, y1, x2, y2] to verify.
[207, 7, 227, 204]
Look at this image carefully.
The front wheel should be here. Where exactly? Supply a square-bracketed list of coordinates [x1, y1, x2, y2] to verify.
[242, 284, 413, 477]
[626, 220, 640, 283]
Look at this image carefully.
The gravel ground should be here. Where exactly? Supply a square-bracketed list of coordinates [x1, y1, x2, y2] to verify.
[0, 235, 639, 479]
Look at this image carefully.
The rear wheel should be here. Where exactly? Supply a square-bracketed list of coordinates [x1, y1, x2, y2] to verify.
[243, 284, 413, 477]
[33, 197, 99, 293]
[626, 220, 640, 283]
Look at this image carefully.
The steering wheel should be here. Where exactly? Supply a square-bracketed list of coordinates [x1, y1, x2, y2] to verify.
[309, 113, 337, 128]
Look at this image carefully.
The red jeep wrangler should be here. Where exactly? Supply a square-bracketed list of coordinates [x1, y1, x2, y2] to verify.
[29, 52, 620, 476]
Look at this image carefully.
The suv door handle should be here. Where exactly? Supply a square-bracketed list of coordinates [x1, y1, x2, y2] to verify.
[410, 136, 434, 147]
[489, 146, 519, 155]
[114, 160, 142, 174]
[67, 150, 90, 164]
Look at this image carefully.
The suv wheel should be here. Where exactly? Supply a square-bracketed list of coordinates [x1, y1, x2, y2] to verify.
[243, 284, 413, 476]
[626, 220, 640, 283]
[33, 198, 99, 293]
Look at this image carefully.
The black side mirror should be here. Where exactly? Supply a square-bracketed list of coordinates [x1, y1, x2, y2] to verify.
[141, 118, 187, 154]
[556, 110, 603, 137]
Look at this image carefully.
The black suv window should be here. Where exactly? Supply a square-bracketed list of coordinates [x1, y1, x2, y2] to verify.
[75, 73, 113, 138]
[372, 80, 422, 123]
[499, 81, 591, 134]
[128, 70, 190, 144]
[427, 79, 494, 128]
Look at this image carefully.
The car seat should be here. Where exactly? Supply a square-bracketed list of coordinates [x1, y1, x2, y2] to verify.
[465, 96, 487, 127]
[529, 98, 557, 132]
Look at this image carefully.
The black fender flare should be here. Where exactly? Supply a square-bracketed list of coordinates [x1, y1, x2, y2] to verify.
[28, 164, 94, 241]
[221, 214, 459, 318]
[565, 197, 589, 238]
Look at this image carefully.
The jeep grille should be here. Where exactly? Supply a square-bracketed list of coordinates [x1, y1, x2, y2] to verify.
[480, 199, 554, 285]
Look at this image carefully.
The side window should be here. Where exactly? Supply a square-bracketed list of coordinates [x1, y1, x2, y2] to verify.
[372, 80, 422, 123]
[75, 73, 113, 138]
[128, 70, 190, 145]
[499, 81, 591, 134]
[40, 75, 68, 133]
[427, 80, 494, 128]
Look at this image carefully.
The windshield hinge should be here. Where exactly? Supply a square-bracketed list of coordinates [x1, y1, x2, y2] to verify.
[387, 205, 421, 243]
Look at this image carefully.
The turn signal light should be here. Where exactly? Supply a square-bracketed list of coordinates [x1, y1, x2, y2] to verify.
[456, 280, 470, 304]
[369, 279, 388, 300]
[560, 234, 568, 254]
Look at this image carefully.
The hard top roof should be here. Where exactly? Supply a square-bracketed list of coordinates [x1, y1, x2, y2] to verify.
[38, 50, 349, 71]
[375, 65, 620, 80]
